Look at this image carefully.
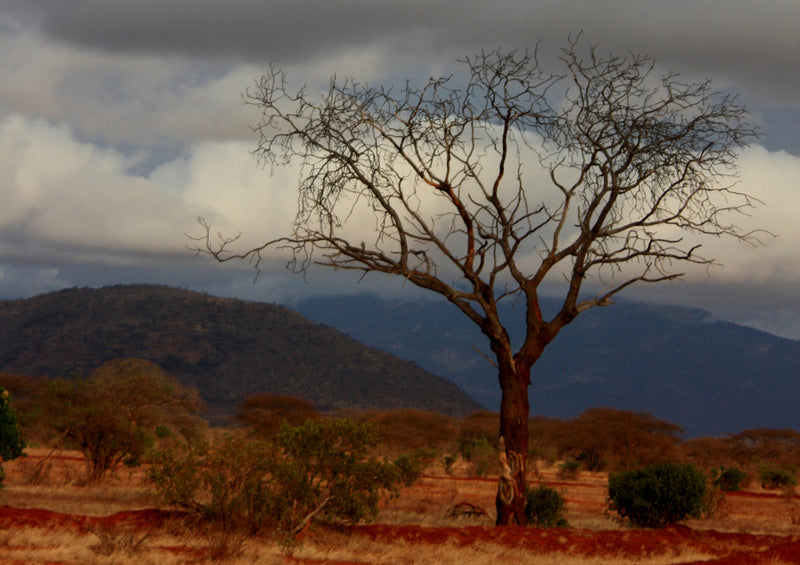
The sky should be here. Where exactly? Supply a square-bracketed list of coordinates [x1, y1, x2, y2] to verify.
[0, 1, 799, 339]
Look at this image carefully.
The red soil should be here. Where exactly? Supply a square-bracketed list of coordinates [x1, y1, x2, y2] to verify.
[5, 504, 792, 564]
[0, 506, 186, 534]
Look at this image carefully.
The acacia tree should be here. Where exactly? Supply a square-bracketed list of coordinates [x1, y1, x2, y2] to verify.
[196, 40, 760, 525]
[44, 358, 204, 482]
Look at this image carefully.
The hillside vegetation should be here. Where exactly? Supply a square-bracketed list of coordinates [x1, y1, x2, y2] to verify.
[0, 285, 481, 419]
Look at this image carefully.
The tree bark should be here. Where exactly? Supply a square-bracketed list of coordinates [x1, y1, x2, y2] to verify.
[495, 362, 530, 526]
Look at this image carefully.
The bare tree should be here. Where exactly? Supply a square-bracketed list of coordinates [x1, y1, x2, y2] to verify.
[194, 40, 760, 525]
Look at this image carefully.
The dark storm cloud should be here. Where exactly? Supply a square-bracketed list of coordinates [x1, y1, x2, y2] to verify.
[17, 0, 799, 105]
[21, 0, 443, 62]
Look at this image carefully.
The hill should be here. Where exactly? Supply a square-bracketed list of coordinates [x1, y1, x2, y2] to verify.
[0, 285, 482, 419]
[296, 294, 800, 437]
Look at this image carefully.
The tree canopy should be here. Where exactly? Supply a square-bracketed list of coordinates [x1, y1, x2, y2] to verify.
[43, 358, 204, 482]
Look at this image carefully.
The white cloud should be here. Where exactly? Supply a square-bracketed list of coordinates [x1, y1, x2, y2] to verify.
[0, 114, 303, 269]
[681, 145, 800, 284]
[0, 27, 260, 148]
[0, 116, 191, 262]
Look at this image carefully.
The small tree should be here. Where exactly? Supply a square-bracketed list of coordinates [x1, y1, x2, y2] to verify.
[43, 359, 203, 482]
[711, 466, 748, 492]
[760, 468, 797, 490]
[196, 39, 761, 525]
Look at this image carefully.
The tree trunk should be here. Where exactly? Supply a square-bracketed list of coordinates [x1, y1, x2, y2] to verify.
[495, 362, 530, 526]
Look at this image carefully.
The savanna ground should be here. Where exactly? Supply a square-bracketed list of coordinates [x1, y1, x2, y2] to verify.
[1, 448, 799, 564]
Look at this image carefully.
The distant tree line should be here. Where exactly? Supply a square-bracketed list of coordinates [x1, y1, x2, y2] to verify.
[3, 366, 798, 487]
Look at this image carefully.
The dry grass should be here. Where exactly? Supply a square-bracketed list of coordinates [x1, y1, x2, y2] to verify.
[288, 527, 721, 565]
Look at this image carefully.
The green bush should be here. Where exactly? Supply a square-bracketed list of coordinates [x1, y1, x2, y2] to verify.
[0, 388, 25, 462]
[760, 467, 797, 490]
[712, 466, 748, 492]
[0, 388, 25, 488]
[394, 451, 425, 486]
[525, 485, 569, 528]
[149, 418, 401, 538]
[458, 437, 495, 477]
[148, 435, 277, 531]
[274, 418, 400, 526]
[557, 459, 580, 480]
[608, 462, 707, 528]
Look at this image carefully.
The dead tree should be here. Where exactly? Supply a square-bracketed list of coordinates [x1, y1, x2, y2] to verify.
[194, 39, 761, 525]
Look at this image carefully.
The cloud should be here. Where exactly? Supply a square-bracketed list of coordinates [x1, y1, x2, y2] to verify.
[707, 146, 800, 282]
[4, 2, 799, 157]
[0, 26, 260, 149]
[13, 0, 799, 106]
[0, 0, 797, 339]
[0, 116, 193, 263]
[0, 114, 303, 269]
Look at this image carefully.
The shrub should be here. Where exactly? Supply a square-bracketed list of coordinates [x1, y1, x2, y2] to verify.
[443, 454, 456, 475]
[236, 393, 322, 439]
[760, 467, 797, 490]
[0, 388, 25, 488]
[608, 462, 707, 528]
[712, 466, 748, 492]
[458, 437, 495, 477]
[394, 451, 425, 486]
[0, 388, 25, 462]
[358, 409, 457, 457]
[525, 484, 569, 528]
[149, 418, 401, 538]
[558, 409, 683, 472]
[557, 459, 580, 480]
[148, 435, 276, 531]
[274, 418, 400, 526]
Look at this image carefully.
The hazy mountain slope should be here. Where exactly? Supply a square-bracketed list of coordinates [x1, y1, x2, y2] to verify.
[0, 285, 482, 419]
[296, 294, 800, 436]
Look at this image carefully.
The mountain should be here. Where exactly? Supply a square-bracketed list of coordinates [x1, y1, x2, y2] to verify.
[0, 285, 482, 419]
[296, 294, 800, 437]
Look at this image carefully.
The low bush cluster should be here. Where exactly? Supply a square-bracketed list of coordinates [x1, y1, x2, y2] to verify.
[557, 459, 580, 480]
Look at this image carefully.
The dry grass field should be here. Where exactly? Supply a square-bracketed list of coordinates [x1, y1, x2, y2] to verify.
[0, 448, 799, 564]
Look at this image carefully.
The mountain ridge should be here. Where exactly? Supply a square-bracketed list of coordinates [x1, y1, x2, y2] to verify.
[295, 294, 800, 437]
[0, 284, 482, 419]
